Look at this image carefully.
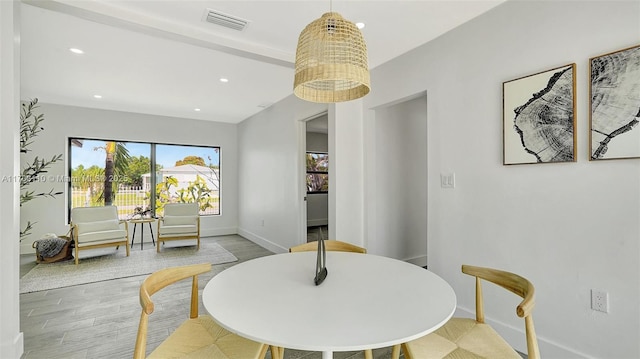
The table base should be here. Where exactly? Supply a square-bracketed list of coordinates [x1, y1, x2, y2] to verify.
[130, 221, 155, 250]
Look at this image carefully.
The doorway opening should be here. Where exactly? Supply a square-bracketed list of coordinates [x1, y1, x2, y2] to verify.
[304, 113, 329, 243]
[368, 93, 428, 265]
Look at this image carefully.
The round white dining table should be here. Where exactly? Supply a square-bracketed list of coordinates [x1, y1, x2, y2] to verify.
[202, 251, 456, 359]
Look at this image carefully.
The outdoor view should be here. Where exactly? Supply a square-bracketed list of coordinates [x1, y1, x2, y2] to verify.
[69, 138, 220, 219]
[306, 152, 328, 193]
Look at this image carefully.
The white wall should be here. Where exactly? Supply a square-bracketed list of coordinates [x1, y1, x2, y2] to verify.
[306, 194, 328, 227]
[330, 101, 366, 246]
[237, 96, 326, 253]
[237, 98, 366, 250]
[238, 1, 639, 357]
[368, 95, 428, 265]
[363, 1, 640, 358]
[19, 103, 240, 253]
[306, 131, 328, 152]
[0, 1, 24, 357]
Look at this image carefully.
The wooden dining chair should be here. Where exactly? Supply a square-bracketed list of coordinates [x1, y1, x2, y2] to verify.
[133, 263, 269, 359]
[393, 264, 540, 359]
[289, 239, 367, 254]
[282, 239, 372, 359]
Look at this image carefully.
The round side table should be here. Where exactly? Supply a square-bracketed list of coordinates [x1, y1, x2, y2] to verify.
[129, 218, 156, 250]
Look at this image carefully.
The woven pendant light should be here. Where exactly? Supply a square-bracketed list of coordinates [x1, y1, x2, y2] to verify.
[294, 11, 370, 103]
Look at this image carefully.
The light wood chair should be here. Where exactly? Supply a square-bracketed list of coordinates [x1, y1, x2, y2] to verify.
[283, 239, 372, 359]
[133, 263, 269, 359]
[70, 206, 130, 265]
[394, 264, 540, 359]
[289, 239, 367, 254]
[157, 202, 200, 252]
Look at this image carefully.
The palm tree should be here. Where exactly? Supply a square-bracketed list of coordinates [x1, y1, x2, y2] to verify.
[104, 142, 116, 205]
[95, 141, 130, 206]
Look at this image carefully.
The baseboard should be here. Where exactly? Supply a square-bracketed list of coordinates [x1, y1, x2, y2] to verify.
[20, 242, 35, 255]
[200, 226, 237, 238]
[455, 306, 593, 358]
[306, 219, 328, 227]
[237, 228, 288, 254]
[404, 254, 427, 267]
[0, 332, 23, 359]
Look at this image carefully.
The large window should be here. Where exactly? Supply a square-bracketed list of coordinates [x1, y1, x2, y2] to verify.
[306, 152, 328, 193]
[69, 138, 220, 219]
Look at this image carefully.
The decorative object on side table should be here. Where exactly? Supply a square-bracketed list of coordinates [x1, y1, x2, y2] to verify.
[503, 63, 577, 165]
[130, 206, 151, 220]
[589, 44, 640, 160]
[129, 206, 155, 250]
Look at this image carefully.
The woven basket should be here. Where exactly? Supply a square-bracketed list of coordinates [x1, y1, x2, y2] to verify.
[33, 235, 74, 264]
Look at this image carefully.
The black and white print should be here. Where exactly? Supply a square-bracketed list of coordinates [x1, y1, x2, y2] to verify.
[590, 45, 640, 160]
[503, 64, 577, 165]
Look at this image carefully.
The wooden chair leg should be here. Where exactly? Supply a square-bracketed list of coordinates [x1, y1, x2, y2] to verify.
[258, 344, 269, 359]
[269, 345, 283, 359]
[391, 344, 403, 359]
[401, 343, 413, 359]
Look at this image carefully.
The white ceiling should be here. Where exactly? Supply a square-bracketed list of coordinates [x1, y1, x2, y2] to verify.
[20, 0, 505, 124]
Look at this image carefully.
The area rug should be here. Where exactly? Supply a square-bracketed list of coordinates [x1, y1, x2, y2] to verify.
[20, 242, 237, 293]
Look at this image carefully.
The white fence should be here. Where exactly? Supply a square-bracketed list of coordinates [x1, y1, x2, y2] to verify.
[71, 187, 219, 219]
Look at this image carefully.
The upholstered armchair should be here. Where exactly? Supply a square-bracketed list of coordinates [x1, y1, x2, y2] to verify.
[157, 203, 200, 252]
[70, 206, 130, 265]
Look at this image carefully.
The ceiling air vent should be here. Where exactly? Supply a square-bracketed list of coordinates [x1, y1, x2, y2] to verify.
[203, 9, 249, 31]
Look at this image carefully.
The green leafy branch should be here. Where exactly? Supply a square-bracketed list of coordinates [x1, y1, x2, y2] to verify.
[20, 98, 63, 240]
[152, 175, 214, 215]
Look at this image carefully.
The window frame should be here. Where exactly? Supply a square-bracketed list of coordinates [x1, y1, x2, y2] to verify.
[306, 151, 329, 194]
[67, 137, 221, 221]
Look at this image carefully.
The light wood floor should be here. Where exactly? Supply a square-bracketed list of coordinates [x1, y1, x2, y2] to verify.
[19, 235, 399, 359]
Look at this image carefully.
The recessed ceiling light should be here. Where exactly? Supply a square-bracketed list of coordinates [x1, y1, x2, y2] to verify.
[93, 95, 102, 99]
[219, 78, 229, 83]
[69, 48, 84, 54]
[194, 108, 201, 112]
[356, 22, 365, 29]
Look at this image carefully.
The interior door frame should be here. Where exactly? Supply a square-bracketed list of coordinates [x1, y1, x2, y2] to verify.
[297, 111, 329, 246]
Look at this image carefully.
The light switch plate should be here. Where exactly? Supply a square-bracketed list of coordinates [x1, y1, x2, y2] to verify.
[440, 173, 455, 188]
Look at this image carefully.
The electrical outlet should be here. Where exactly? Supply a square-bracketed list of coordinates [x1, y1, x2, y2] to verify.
[591, 289, 609, 313]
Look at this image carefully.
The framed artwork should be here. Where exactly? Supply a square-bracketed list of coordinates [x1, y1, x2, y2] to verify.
[589, 44, 640, 160]
[503, 64, 576, 165]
